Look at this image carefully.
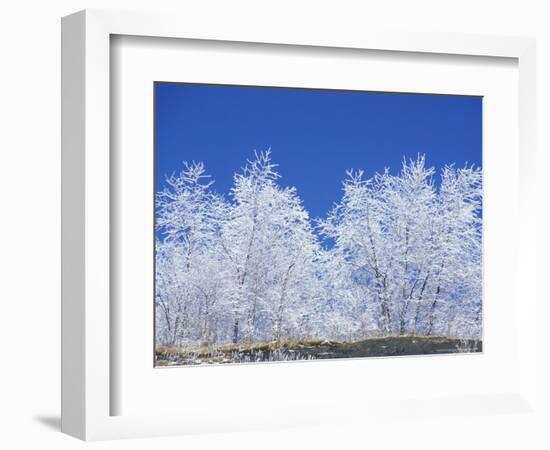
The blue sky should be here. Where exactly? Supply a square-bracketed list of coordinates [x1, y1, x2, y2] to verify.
[155, 82, 482, 221]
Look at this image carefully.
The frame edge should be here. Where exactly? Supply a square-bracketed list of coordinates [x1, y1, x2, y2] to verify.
[61, 10, 87, 441]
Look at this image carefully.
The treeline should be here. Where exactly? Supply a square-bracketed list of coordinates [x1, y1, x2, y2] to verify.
[155, 151, 482, 348]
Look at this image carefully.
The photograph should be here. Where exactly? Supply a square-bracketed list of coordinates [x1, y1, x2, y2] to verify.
[153, 82, 483, 367]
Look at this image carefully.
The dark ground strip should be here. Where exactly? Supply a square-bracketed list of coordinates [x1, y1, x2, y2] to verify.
[155, 336, 482, 366]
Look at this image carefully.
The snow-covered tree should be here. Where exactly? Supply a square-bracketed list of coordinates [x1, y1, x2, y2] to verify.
[155, 162, 231, 346]
[217, 150, 323, 343]
[320, 156, 482, 338]
[155, 151, 483, 351]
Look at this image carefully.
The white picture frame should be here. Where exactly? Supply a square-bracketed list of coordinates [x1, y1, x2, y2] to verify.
[61, 9, 538, 441]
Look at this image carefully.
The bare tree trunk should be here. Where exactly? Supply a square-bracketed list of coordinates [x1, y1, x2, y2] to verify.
[364, 199, 392, 335]
[232, 317, 239, 344]
[412, 271, 430, 335]
[201, 295, 210, 346]
[274, 262, 295, 342]
[426, 285, 441, 336]
[156, 297, 172, 345]
[380, 275, 392, 334]
[171, 316, 180, 346]
[234, 198, 260, 344]
[398, 226, 411, 335]
[426, 262, 445, 336]
[399, 277, 420, 334]
[246, 293, 259, 343]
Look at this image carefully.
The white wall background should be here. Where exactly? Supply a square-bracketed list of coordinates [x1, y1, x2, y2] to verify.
[0, 1, 548, 449]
